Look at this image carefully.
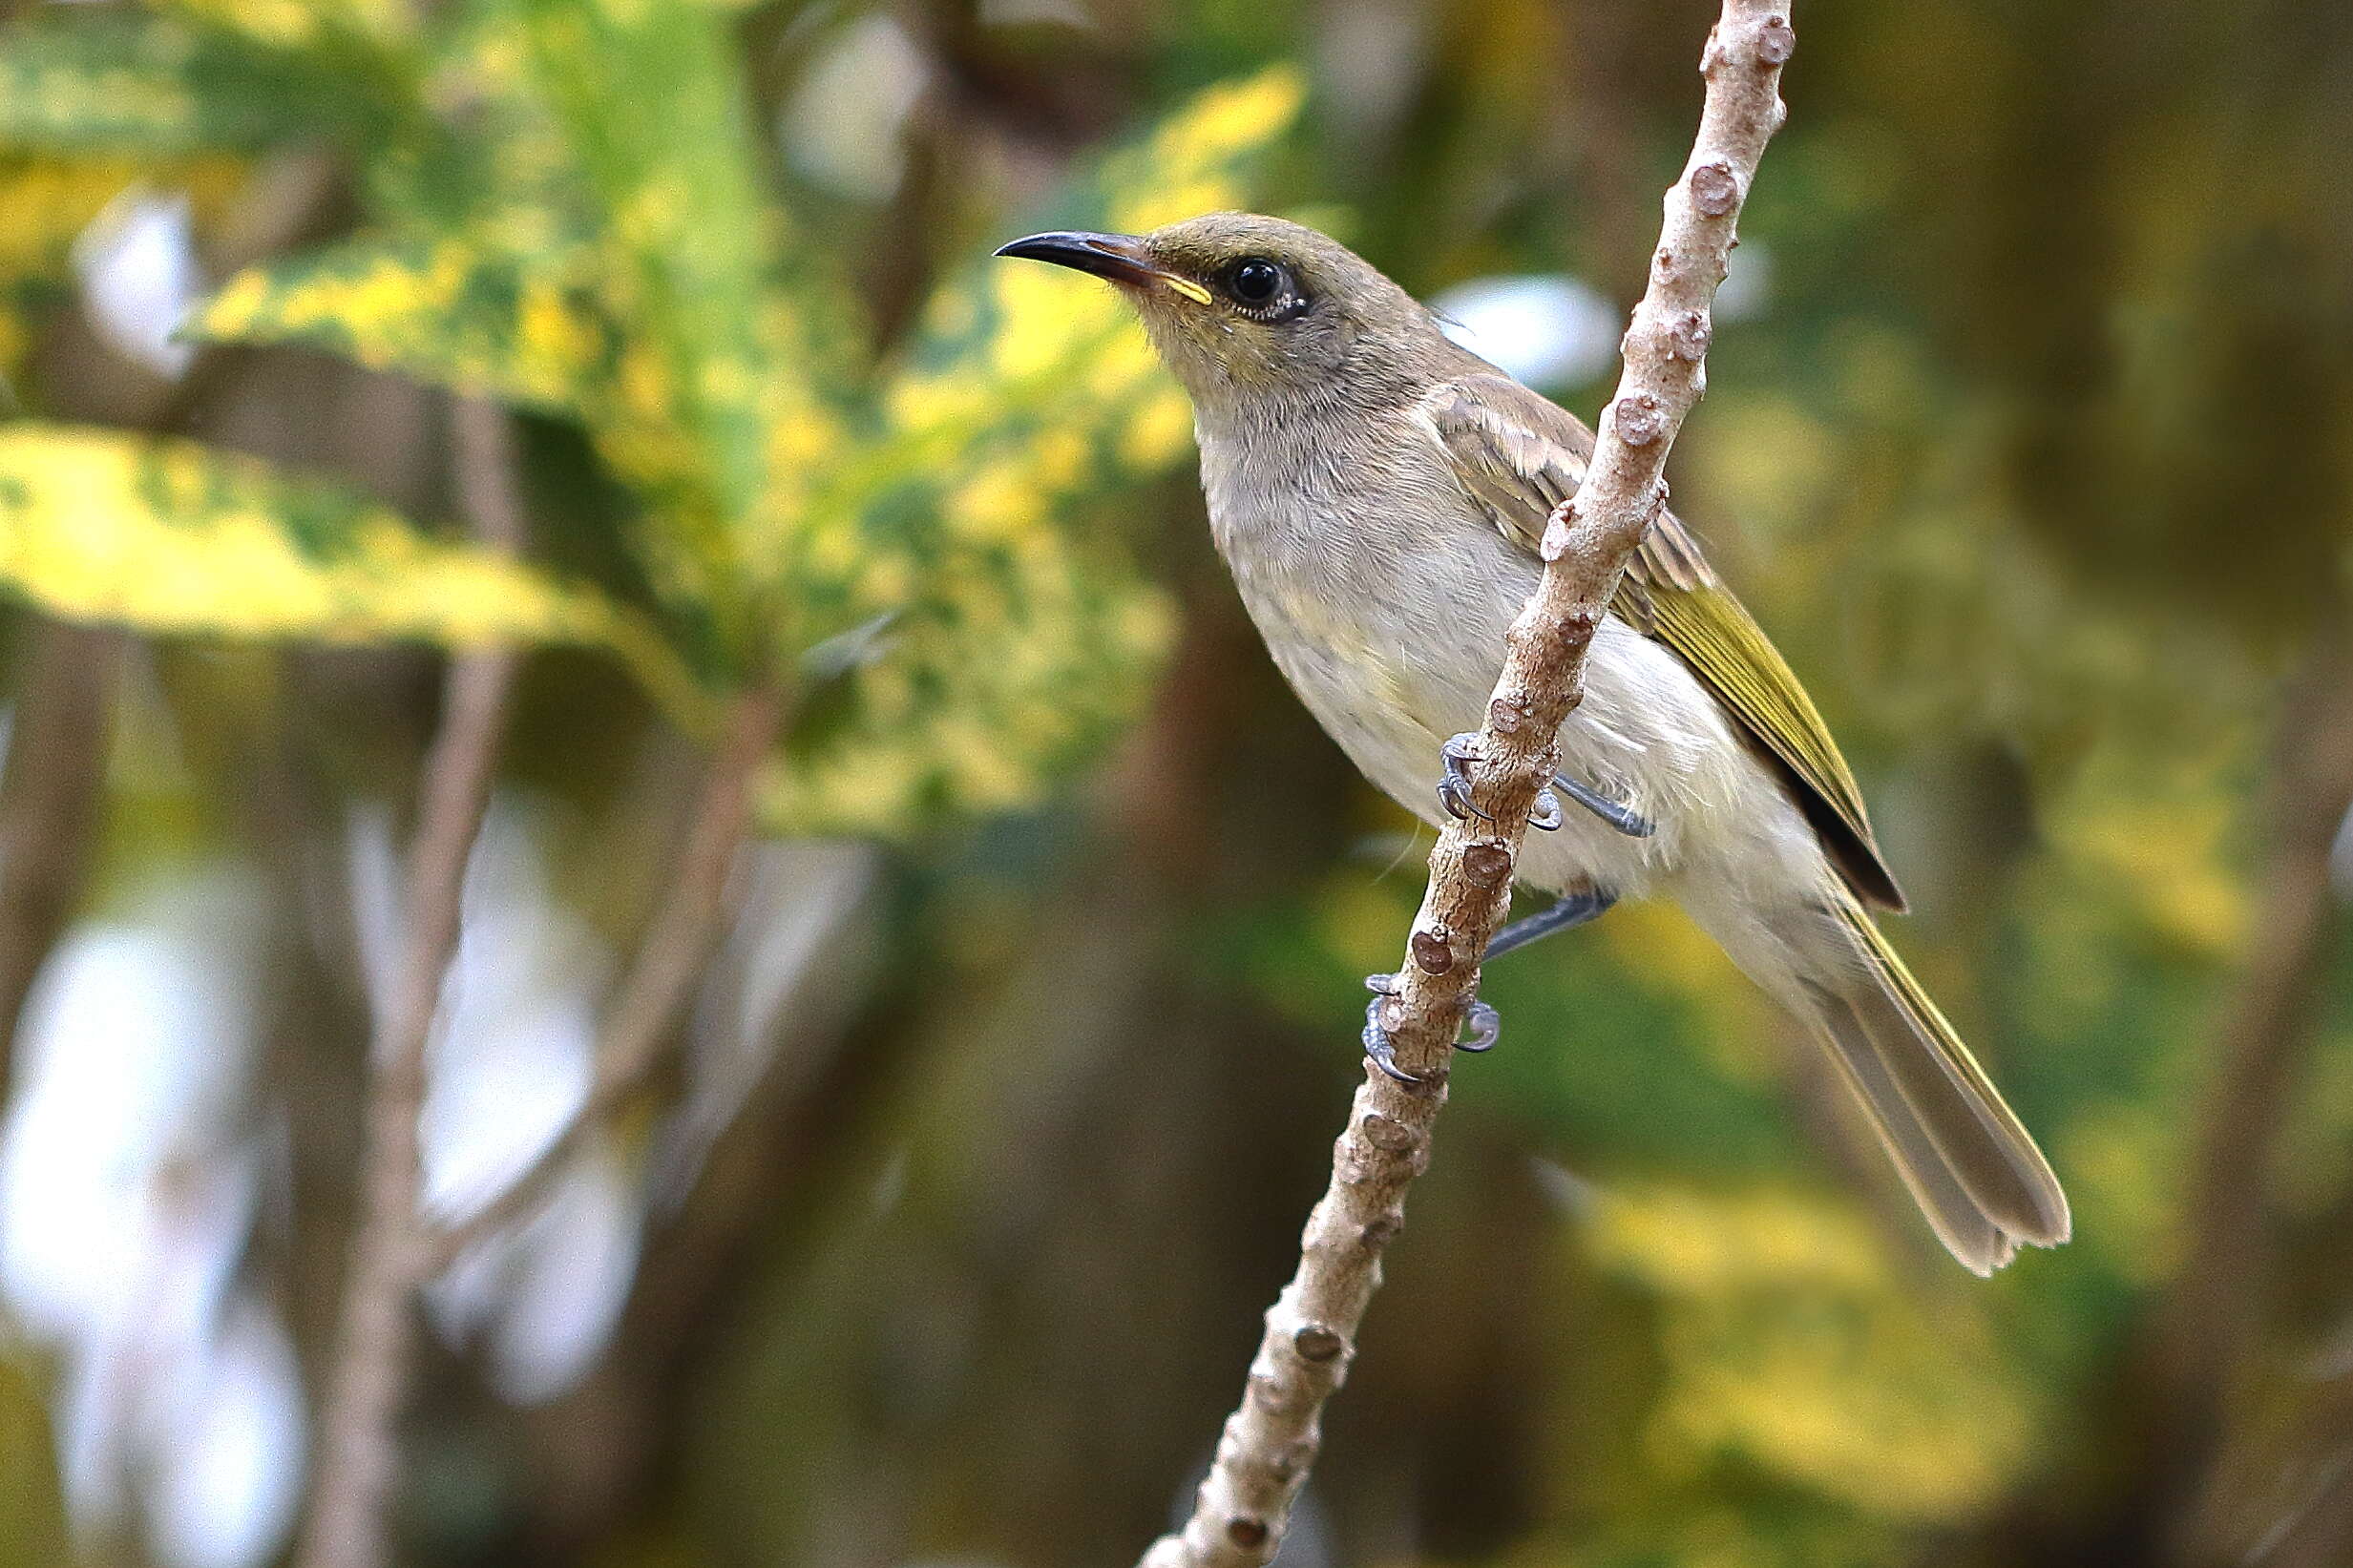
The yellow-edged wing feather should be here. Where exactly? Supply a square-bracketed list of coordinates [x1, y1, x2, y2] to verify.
[1419, 372, 1906, 911]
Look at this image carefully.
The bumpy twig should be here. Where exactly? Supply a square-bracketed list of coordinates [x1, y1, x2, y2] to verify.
[1137, 7, 1796, 1563]
[298, 398, 524, 1568]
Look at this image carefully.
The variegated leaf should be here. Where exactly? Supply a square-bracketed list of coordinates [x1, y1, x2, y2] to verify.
[0, 424, 700, 717]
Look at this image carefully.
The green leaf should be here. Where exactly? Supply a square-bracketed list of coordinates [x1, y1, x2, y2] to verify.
[767, 518, 1175, 834]
[766, 68, 1305, 830]
[0, 12, 345, 156]
[0, 423, 701, 715]
[157, 0, 417, 52]
[190, 232, 620, 415]
[822, 64, 1309, 619]
[507, 0, 855, 659]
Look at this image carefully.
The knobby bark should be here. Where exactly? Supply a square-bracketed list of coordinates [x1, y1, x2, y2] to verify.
[1137, 6, 1796, 1563]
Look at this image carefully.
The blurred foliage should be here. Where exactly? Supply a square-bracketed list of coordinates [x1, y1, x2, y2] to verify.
[0, 1, 2345, 1567]
[0, 424, 686, 687]
[3, 0, 1294, 832]
[0, 1353, 66, 1567]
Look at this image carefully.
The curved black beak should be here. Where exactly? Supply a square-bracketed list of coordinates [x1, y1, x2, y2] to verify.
[995, 231, 1210, 303]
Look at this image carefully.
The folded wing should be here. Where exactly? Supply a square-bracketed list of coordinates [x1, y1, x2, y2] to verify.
[1418, 371, 1906, 911]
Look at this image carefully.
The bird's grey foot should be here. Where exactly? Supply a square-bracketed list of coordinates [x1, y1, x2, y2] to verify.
[1362, 975, 1502, 1082]
[1485, 887, 1616, 961]
[1438, 733, 1491, 822]
[1362, 975, 1415, 1080]
[1439, 734, 1617, 833]
[1553, 775, 1655, 838]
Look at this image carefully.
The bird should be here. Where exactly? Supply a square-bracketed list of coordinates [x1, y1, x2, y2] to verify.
[996, 212, 2069, 1275]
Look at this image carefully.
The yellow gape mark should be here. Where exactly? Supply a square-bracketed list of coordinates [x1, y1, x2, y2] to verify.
[1161, 277, 1213, 305]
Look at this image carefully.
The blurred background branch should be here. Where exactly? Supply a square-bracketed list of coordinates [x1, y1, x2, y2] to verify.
[297, 396, 523, 1568]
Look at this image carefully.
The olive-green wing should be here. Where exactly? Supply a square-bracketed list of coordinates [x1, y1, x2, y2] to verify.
[1418, 372, 1906, 911]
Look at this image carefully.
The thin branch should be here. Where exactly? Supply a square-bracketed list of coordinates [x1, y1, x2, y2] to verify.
[0, 149, 345, 1100]
[2142, 617, 2353, 1551]
[0, 621, 123, 1104]
[421, 677, 786, 1271]
[296, 397, 524, 1568]
[1137, 7, 1796, 1563]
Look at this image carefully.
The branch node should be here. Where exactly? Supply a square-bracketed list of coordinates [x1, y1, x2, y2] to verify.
[1461, 842, 1513, 889]
[1756, 14, 1796, 62]
[1539, 525, 1568, 561]
[1611, 393, 1667, 446]
[1409, 927, 1456, 974]
[1224, 1517, 1271, 1550]
[1292, 1324, 1347, 1363]
[1667, 309, 1713, 361]
[1689, 158, 1743, 217]
[1357, 1113, 1420, 1155]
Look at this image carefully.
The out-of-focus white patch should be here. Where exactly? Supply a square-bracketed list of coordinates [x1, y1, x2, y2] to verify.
[0, 877, 261, 1341]
[655, 840, 878, 1209]
[1714, 239, 1773, 323]
[73, 187, 200, 380]
[1527, 1155, 1601, 1220]
[0, 866, 303, 1568]
[344, 803, 401, 1038]
[416, 796, 606, 1220]
[430, 1144, 641, 1406]
[781, 15, 930, 202]
[145, 1296, 305, 1568]
[1433, 273, 1621, 389]
[410, 795, 642, 1404]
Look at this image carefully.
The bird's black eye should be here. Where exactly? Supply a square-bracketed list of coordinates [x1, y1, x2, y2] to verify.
[1229, 259, 1286, 306]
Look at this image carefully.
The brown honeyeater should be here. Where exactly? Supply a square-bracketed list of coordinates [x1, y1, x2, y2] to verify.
[998, 213, 2069, 1275]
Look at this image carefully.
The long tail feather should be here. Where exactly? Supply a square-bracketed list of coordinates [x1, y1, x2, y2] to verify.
[1794, 903, 2070, 1275]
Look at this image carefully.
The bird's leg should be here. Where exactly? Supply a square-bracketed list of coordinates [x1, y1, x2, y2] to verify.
[1549, 775, 1654, 839]
[1485, 886, 1615, 959]
[1359, 889, 1614, 1081]
[1360, 974, 1501, 1084]
[1437, 733, 1652, 838]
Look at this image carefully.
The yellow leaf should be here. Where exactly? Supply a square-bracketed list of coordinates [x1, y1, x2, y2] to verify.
[0, 424, 702, 718]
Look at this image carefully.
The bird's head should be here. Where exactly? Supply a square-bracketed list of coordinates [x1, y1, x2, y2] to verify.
[996, 213, 1452, 425]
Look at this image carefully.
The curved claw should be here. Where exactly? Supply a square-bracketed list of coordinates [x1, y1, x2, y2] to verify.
[1528, 789, 1565, 831]
[1457, 1000, 1501, 1054]
[1362, 985, 1420, 1084]
[1437, 732, 1493, 823]
[1359, 973, 1500, 1078]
